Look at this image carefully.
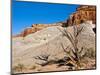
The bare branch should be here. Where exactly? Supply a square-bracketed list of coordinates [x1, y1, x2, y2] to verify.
[60, 42, 76, 64]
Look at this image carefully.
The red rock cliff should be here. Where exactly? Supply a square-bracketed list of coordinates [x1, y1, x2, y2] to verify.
[13, 23, 63, 37]
[66, 5, 96, 26]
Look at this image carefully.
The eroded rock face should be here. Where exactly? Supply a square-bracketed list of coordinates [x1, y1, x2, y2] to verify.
[12, 26, 70, 67]
[66, 5, 96, 26]
[18, 24, 49, 37]
[13, 23, 63, 37]
[12, 22, 95, 67]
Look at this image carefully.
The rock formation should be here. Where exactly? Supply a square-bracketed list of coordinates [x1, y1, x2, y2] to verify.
[12, 5, 96, 73]
[13, 23, 63, 37]
[12, 21, 95, 69]
[66, 5, 96, 26]
[13, 5, 96, 38]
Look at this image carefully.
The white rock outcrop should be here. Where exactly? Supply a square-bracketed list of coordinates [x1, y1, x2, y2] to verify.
[12, 22, 95, 67]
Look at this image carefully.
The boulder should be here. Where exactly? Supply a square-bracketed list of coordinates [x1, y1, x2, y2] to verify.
[12, 21, 95, 67]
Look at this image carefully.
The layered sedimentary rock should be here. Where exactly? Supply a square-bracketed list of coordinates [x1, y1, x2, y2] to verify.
[13, 5, 96, 38]
[12, 5, 96, 73]
[66, 5, 96, 26]
[12, 21, 95, 68]
[13, 23, 63, 37]
[21, 24, 48, 37]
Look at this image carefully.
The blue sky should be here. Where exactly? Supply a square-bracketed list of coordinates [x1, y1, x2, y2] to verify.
[12, 0, 79, 35]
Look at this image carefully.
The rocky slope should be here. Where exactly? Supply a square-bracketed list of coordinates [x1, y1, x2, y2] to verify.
[12, 5, 96, 74]
[12, 21, 95, 73]
[66, 5, 96, 26]
[13, 23, 63, 37]
[13, 5, 96, 38]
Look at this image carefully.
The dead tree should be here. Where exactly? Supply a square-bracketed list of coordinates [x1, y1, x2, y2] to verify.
[58, 25, 83, 69]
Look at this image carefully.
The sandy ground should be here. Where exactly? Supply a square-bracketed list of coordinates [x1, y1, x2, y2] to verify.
[12, 25, 96, 74]
[12, 57, 95, 74]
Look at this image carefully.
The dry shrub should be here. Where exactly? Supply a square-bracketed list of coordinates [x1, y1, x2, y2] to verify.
[58, 25, 84, 69]
[13, 63, 26, 72]
[58, 25, 95, 70]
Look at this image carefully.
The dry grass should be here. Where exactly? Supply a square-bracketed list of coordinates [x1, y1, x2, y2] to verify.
[13, 63, 26, 72]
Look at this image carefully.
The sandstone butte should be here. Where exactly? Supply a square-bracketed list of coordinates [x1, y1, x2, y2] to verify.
[13, 5, 96, 37]
[66, 5, 96, 26]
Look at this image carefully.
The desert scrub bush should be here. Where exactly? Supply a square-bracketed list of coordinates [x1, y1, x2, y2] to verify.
[58, 25, 84, 69]
[13, 63, 26, 72]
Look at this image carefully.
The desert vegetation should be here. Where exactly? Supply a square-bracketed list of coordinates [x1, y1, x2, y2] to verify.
[57, 25, 95, 70]
[12, 5, 96, 74]
[12, 63, 26, 73]
[58, 25, 83, 69]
